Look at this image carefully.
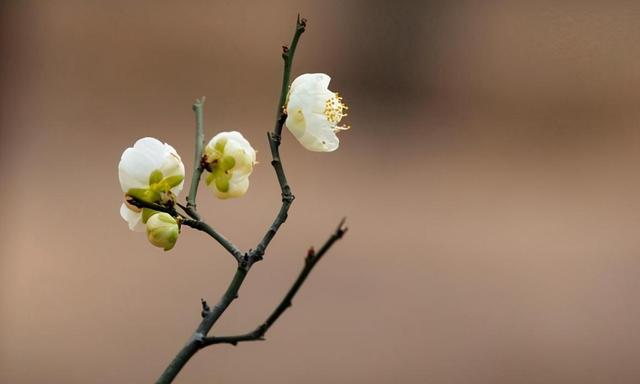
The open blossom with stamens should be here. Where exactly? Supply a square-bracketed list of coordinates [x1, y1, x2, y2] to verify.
[118, 137, 185, 231]
[203, 131, 257, 199]
[285, 73, 349, 152]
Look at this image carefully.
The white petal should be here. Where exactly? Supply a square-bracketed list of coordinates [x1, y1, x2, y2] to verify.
[215, 176, 249, 199]
[290, 73, 331, 95]
[299, 113, 339, 152]
[120, 203, 144, 231]
[135, 137, 167, 161]
[118, 147, 157, 191]
[288, 88, 330, 115]
[208, 131, 252, 153]
[224, 131, 248, 144]
[160, 143, 184, 177]
[163, 142, 181, 159]
[118, 163, 147, 192]
[118, 137, 170, 191]
[206, 131, 255, 175]
[162, 152, 186, 195]
[227, 144, 256, 173]
[285, 107, 307, 140]
[119, 137, 185, 195]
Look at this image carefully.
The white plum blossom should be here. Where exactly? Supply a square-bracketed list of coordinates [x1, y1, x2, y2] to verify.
[118, 137, 185, 231]
[146, 212, 180, 251]
[285, 73, 349, 152]
[203, 131, 256, 199]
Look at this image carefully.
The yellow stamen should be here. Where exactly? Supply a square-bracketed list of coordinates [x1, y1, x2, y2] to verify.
[324, 93, 348, 125]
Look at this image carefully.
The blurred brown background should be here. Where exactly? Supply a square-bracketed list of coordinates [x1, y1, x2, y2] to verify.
[2, 1, 640, 383]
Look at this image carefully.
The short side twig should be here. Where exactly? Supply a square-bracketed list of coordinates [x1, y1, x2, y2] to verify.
[155, 265, 249, 384]
[181, 219, 243, 261]
[125, 197, 180, 218]
[126, 196, 242, 261]
[202, 218, 348, 347]
[186, 97, 206, 220]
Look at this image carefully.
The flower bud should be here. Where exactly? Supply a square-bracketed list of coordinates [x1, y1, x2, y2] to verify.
[146, 212, 180, 251]
[203, 131, 256, 199]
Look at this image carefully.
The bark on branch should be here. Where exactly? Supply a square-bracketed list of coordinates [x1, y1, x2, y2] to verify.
[154, 16, 346, 384]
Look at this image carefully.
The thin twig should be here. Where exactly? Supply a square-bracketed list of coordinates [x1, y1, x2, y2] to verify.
[186, 97, 206, 220]
[175, 202, 199, 220]
[249, 15, 306, 262]
[202, 219, 348, 347]
[274, 14, 306, 138]
[128, 196, 241, 260]
[125, 197, 181, 218]
[181, 219, 243, 261]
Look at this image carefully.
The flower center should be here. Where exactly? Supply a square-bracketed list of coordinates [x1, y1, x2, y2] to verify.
[125, 169, 183, 206]
[324, 93, 349, 127]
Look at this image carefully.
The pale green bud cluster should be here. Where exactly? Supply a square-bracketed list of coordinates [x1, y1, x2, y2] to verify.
[126, 169, 184, 206]
[203, 131, 256, 199]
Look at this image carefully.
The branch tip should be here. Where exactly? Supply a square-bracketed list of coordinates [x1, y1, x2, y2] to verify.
[335, 217, 348, 238]
[193, 96, 206, 107]
[297, 14, 307, 28]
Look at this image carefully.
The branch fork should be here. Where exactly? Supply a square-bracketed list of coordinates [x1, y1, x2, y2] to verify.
[153, 16, 346, 384]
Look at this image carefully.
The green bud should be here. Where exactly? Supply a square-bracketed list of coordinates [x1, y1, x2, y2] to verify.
[214, 138, 228, 152]
[205, 172, 215, 186]
[146, 212, 179, 251]
[127, 188, 161, 204]
[148, 169, 164, 185]
[162, 174, 184, 189]
[219, 155, 236, 171]
[215, 174, 230, 193]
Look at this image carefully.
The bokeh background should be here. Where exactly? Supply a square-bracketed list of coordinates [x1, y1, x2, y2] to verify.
[2, 1, 640, 383]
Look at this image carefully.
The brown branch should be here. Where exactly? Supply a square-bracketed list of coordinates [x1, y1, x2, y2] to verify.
[202, 219, 348, 347]
[155, 16, 347, 384]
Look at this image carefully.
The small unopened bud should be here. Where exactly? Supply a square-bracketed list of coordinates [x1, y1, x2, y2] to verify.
[146, 212, 179, 251]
